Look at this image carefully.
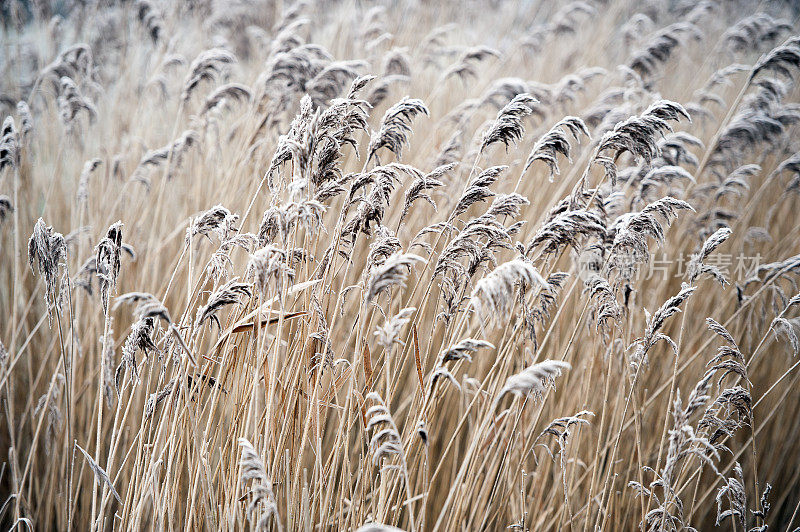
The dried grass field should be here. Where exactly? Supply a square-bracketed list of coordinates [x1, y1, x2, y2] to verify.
[2, 0, 800, 530]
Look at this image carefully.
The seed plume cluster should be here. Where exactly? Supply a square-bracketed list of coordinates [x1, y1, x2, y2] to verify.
[2, 1, 800, 530]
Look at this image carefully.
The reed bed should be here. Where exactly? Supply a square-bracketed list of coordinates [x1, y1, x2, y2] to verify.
[2, 0, 800, 529]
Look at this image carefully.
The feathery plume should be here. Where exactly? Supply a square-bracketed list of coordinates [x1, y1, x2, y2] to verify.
[57, 76, 97, 132]
[585, 274, 622, 337]
[752, 37, 800, 80]
[144, 378, 176, 420]
[135, 0, 164, 43]
[524, 116, 590, 181]
[593, 100, 690, 184]
[366, 74, 410, 108]
[0, 116, 20, 170]
[497, 360, 571, 401]
[481, 93, 537, 152]
[441, 338, 494, 363]
[195, 279, 251, 329]
[0, 195, 13, 223]
[771, 316, 799, 356]
[487, 193, 529, 219]
[374, 307, 416, 349]
[706, 318, 749, 385]
[471, 259, 548, 323]
[95, 221, 123, 312]
[187, 205, 238, 243]
[629, 23, 700, 79]
[182, 48, 237, 102]
[362, 391, 418, 531]
[453, 165, 507, 216]
[527, 208, 606, 256]
[365, 253, 424, 304]
[28, 218, 67, 321]
[199, 83, 252, 117]
[16, 101, 32, 142]
[608, 197, 693, 277]
[715, 463, 747, 528]
[400, 163, 454, 224]
[628, 285, 696, 373]
[238, 438, 282, 531]
[723, 13, 791, 52]
[76, 158, 102, 204]
[116, 316, 158, 391]
[368, 97, 429, 161]
[364, 392, 409, 474]
[442, 45, 500, 84]
[248, 246, 295, 296]
[687, 228, 732, 285]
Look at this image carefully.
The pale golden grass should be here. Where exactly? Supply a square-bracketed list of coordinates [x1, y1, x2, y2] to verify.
[2, 1, 800, 530]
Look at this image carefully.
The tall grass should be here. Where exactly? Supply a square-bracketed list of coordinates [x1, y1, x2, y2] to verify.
[2, 0, 800, 529]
